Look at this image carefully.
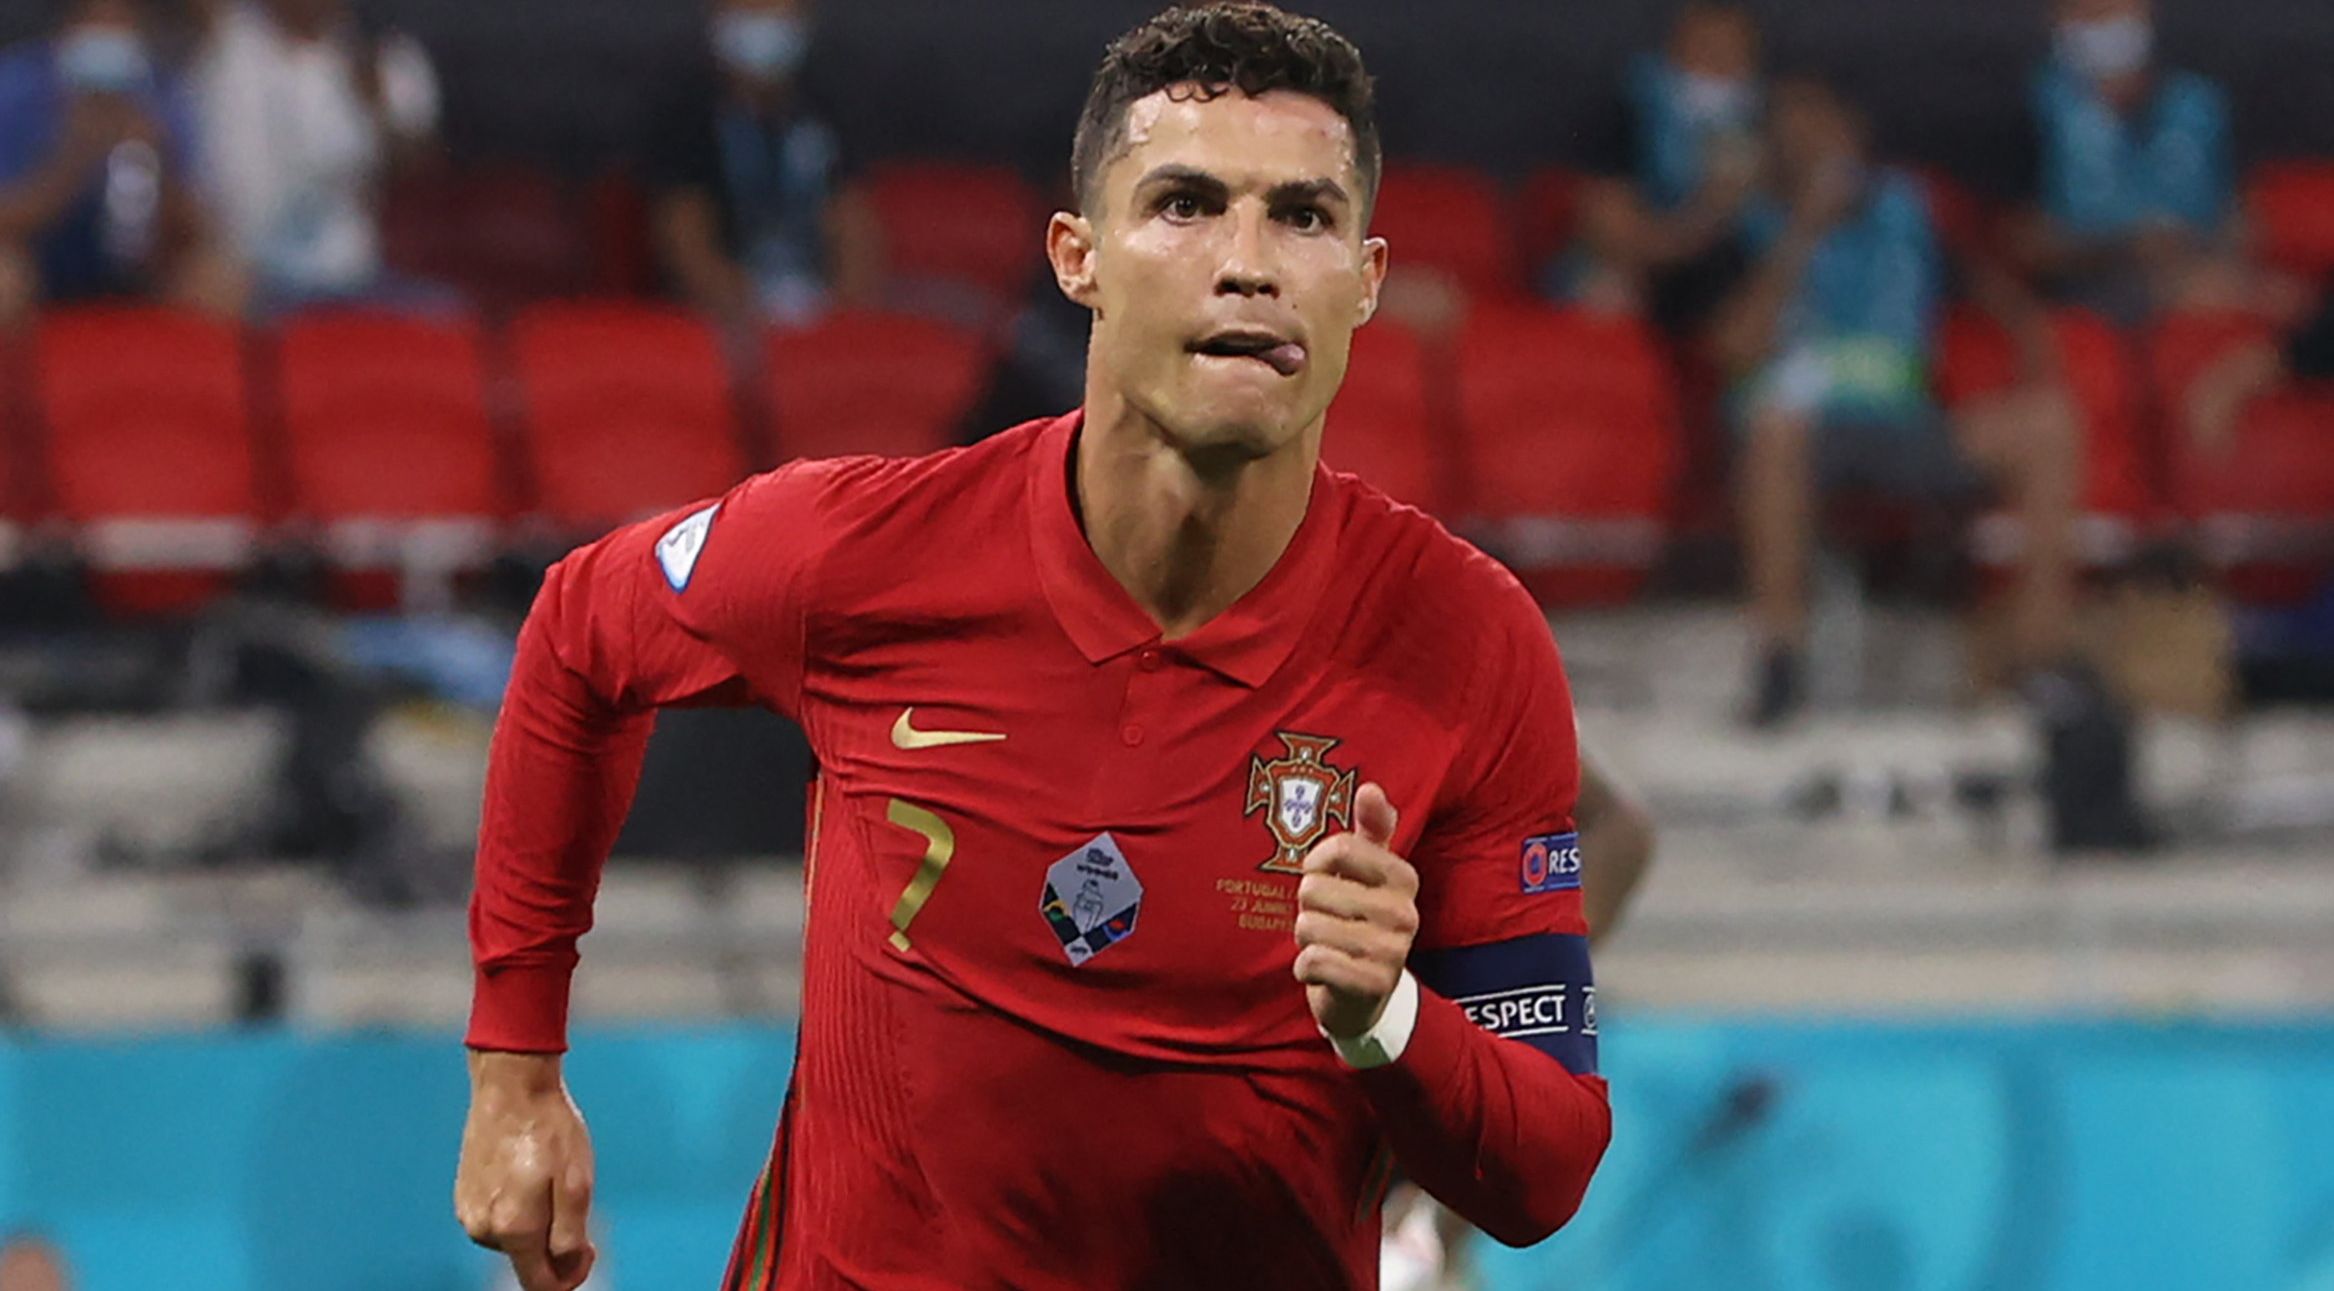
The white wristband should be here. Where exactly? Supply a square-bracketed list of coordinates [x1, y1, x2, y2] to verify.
[1324, 969, 1420, 1070]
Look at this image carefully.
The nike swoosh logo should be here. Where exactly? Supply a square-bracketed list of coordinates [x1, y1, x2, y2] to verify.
[891, 707, 1008, 750]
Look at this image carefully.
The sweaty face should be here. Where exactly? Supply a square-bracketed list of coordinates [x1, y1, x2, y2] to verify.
[1061, 88, 1385, 462]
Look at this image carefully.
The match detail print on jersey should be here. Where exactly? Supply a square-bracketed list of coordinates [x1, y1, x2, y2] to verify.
[1039, 833, 1144, 966]
[1243, 731, 1358, 874]
[891, 707, 1010, 750]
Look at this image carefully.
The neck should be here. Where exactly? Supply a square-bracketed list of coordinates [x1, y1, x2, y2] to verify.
[2100, 71, 2149, 112]
[1073, 384, 1317, 641]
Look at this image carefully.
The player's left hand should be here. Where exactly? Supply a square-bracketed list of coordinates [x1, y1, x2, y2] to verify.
[1294, 782, 1419, 1038]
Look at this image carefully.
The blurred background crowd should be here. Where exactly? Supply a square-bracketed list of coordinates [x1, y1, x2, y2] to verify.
[0, 0, 2330, 1287]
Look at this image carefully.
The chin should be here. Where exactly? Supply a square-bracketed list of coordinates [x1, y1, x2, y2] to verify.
[1161, 409, 1299, 463]
[1162, 385, 1313, 458]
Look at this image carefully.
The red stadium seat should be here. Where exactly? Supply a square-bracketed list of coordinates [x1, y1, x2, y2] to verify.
[2143, 307, 2280, 417]
[1322, 320, 1451, 515]
[1370, 165, 1523, 305]
[1453, 305, 1682, 604]
[1937, 307, 2155, 563]
[510, 303, 749, 527]
[2246, 162, 2334, 279]
[763, 310, 988, 461]
[585, 171, 657, 298]
[37, 308, 259, 613]
[862, 163, 1044, 318]
[1514, 168, 1585, 282]
[2176, 388, 2334, 517]
[2146, 309, 2334, 596]
[0, 334, 24, 573]
[276, 311, 503, 607]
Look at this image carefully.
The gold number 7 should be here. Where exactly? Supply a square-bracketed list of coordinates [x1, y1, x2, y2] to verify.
[885, 798, 956, 951]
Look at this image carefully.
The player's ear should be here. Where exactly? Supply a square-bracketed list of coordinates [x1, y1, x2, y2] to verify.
[1357, 234, 1388, 327]
[1048, 210, 1101, 311]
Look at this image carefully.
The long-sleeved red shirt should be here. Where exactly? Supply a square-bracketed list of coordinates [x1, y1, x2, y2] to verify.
[470, 413, 1611, 1289]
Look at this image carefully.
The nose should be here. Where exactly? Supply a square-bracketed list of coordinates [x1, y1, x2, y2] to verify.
[1214, 204, 1280, 299]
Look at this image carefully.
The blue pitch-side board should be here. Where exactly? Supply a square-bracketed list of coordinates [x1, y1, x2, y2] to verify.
[1, 1017, 2331, 1291]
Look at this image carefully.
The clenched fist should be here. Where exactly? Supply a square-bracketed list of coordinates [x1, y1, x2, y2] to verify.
[1292, 782, 1419, 1038]
[454, 1051, 598, 1291]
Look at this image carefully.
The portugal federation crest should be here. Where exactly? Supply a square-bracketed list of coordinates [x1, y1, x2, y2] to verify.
[1243, 732, 1357, 874]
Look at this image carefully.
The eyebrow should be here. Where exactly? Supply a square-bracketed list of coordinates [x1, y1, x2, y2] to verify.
[1133, 165, 1352, 209]
[1267, 177, 1353, 210]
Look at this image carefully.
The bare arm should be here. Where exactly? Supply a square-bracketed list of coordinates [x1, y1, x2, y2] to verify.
[0, 97, 123, 244]
[824, 181, 885, 310]
[1576, 753, 1654, 945]
[2184, 340, 2283, 458]
[1580, 163, 1756, 273]
[1709, 221, 1823, 374]
[653, 187, 755, 321]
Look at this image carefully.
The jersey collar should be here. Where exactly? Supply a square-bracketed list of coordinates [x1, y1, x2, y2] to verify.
[1025, 410, 1342, 689]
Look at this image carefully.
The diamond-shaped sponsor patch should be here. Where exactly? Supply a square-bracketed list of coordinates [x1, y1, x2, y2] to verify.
[1039, 833, 1143, 966]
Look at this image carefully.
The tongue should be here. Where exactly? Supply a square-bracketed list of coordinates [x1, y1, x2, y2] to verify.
[1257, 342, 1305, 376]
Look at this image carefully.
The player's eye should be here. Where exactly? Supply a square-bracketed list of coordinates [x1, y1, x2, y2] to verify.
[1160, 192, 1207, 222]
[1282, 205, 1332, 233]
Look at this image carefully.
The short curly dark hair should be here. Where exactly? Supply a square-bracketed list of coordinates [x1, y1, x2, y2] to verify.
[1071, 3, 1380, 218]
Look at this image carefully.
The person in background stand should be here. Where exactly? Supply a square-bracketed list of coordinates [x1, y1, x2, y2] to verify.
[646, 0, 881, 331]
[190, 0, 444, 314]
[2014, 0, 2240, 323]
[1556, 1, 1764, 336]
[1716, 76, 2146, 849]
[0, 0, 244, 324]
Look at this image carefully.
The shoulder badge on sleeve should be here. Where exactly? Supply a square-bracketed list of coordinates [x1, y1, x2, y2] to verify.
[1520, 832, 1582, 894]
[655, 503, 721, 592]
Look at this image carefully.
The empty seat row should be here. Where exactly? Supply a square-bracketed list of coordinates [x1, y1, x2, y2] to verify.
[0, 304, 993, 612]
[0, 301, 1694, 613]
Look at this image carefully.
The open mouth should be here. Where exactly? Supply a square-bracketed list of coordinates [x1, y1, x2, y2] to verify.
[1188, 330, 1307, 377]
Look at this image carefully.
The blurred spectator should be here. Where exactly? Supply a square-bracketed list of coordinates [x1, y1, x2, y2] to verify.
[0, 1234, 70, 1291]
[2014, 0, 2238, 321]
[190, 0, 445, 314]
[1554, 0, 1763, 337]
[0, 0, 244, 324]
[1714, 79, 2089, 734]
[647, 0, 880, 329]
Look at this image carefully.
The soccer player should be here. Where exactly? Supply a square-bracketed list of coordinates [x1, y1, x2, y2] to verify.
[454, 6, 1612, 1289]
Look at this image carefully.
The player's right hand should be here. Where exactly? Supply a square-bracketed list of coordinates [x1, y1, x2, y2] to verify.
[455, 1050, 598, 1291]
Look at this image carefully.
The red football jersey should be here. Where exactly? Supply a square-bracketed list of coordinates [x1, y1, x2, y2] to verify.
[470, 413, 1608, 1289]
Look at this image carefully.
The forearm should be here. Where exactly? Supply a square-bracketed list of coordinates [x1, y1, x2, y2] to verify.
[1356, 983, 1611, 1247]
[0, 156, 95, 243]
[1640, 195, 1740, 266]
[1578, 771, 1654, 944]
[655, 193, 753, 320]
[1712, 229, 1820, 372]
[466, 598, 655, 1053]
[826, 186, 885, 309]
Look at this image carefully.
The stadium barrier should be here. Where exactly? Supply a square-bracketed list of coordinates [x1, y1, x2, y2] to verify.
[0, 1018, 2328, 1290]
